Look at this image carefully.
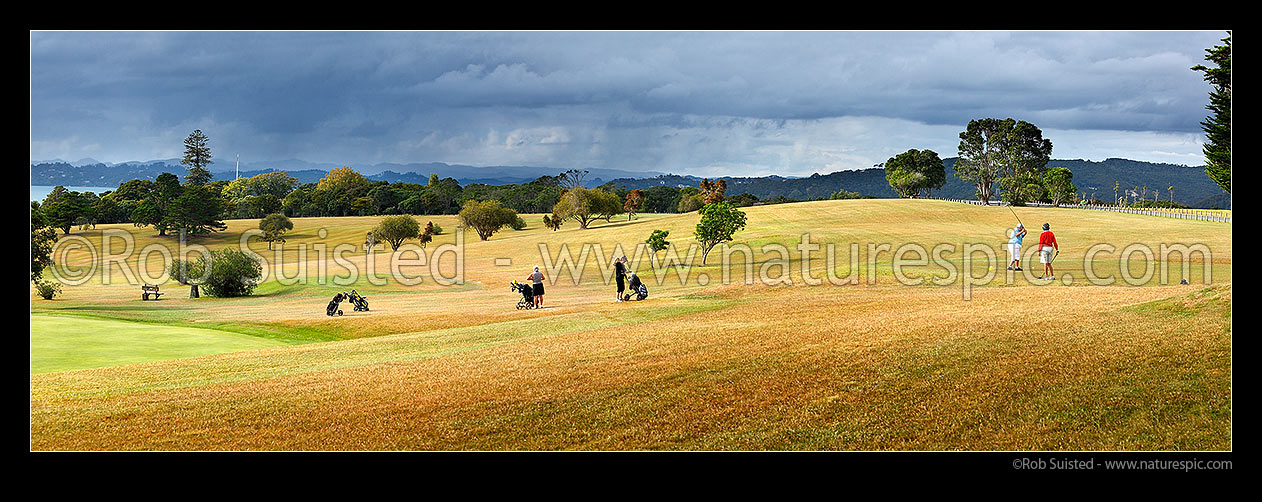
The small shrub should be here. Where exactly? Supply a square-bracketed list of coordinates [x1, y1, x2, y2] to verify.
[543, 214, 563, 231]
[34, 279, 61, 300]
[510, 216, 527, 230]
[167, 257, 207, 285]
[197, 249, 263, 297]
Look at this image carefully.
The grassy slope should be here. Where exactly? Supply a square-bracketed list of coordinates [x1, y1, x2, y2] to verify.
[31, 315, 287, 374]
[29, 199, 1231, 450]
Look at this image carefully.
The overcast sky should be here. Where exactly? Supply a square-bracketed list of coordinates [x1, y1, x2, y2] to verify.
[29, 30, 1225, 177]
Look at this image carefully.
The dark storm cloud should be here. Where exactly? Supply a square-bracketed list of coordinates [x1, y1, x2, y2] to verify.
[30, 30, 1224, 173]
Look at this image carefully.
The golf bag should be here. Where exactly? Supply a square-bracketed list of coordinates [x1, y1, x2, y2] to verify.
[623, 275, 648, 301]
[347, 289, 370, 312]
[326, 292, 346, 316]
[511, 281, 536, 309]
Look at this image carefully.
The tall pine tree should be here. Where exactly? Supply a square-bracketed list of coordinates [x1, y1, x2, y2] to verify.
[1192, 33, 1230, 194]
[182, 129, 215, 186]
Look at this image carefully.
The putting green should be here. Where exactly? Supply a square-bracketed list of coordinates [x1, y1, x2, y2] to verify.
[30, 315, 286, 374]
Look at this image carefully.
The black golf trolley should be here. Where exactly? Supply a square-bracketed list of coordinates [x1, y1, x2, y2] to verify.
[326, 289, 370, 316]
[622, 274, 649, 302]
[510, 281, 537, 310]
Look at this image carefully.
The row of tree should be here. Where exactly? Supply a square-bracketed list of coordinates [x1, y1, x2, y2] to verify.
[39, 160, 829, 241]
[881, 118, 1076, 207]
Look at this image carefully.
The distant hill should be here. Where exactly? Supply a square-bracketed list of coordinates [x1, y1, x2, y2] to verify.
[29, 159, 657, 188]
[30, 157, 1229, 208]
[604, 158, 1230, 209]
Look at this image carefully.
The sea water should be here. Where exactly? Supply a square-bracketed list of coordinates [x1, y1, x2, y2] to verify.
[30, 185, 117, 202]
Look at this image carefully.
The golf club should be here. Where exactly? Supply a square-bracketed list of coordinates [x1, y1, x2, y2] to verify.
[1008, 204, 1023, 228]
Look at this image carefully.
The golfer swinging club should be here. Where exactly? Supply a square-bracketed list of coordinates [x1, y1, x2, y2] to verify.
[1037, 222, 1059, 280]
[1007, 223, 1026, 271]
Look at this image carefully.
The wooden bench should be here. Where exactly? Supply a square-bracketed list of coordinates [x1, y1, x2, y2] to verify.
[141, 283, 164, 301]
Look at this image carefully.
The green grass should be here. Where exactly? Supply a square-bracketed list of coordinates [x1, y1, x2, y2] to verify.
[30, 315, 288, 374]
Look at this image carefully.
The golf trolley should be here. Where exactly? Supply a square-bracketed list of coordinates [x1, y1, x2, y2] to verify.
[622, 274, 649, 302]
[510, 281, 537, 310]
[326, 289, 370, 316]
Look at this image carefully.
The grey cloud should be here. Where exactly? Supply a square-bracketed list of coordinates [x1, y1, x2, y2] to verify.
[29, 30, 1225, 175]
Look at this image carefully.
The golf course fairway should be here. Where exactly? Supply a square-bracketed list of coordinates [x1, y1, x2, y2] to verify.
[31, 315, 287, 374]
[30, 199, 1231, 450]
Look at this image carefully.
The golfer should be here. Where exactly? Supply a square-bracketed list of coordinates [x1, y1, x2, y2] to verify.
[527, 266, 546, 308]
[1037, 222, 1059, 280]
[1007, 223, 1026, 271]
[614, 255, 628, 302]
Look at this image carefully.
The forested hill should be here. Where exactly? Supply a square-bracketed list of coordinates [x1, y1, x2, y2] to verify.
[605, 158, 1229, 209]
[31, 157, 1229, 209]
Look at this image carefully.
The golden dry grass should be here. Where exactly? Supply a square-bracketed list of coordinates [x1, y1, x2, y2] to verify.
[30, 282, 1229, 450]
[29, 199, 1232, 450]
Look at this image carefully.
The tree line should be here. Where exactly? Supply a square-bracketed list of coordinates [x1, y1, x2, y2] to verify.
[34, 132, 834, 238]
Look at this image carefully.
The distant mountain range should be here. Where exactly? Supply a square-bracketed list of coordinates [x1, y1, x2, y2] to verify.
[28, 158, 662, 188]
[30, 157, 1230, 208]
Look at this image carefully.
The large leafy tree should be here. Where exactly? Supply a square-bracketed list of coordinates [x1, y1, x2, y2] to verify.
[954, 118, 1006, 204]
[458, 200, 518, 240]
[884, 149, 945, 198]
[1192, 33, 1231, 193]
[166, 184, 227, 236]
[553, 186, 603, 229]
[954, 118, 1052, 205]
[997, 120, 1054, 205]
[372, 214, 421, 250]
[182, 129, 215, 186]
[695, 201, 747, 265]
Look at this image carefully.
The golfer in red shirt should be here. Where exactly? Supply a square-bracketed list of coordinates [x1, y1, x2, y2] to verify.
[1037, 222, 1058, 280]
